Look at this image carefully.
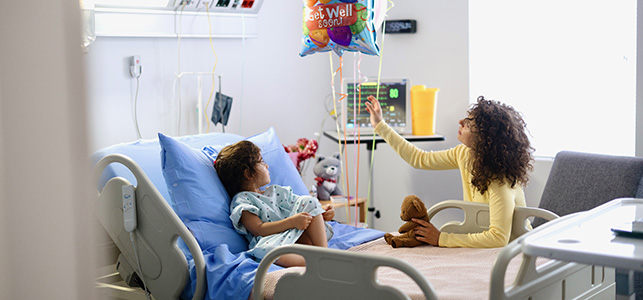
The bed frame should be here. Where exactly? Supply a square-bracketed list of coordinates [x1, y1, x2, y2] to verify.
[93, 153, 616, 300]
[93, 154, 206, 300]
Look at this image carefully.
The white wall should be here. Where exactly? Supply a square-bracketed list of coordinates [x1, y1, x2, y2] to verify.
[85, 1, 329, 150]
[85, 0, 554, 233]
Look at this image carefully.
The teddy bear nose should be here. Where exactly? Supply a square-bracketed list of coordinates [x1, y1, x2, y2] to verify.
[326, 168, 337, 175]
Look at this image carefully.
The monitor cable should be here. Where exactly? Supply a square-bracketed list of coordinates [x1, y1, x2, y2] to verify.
[204, 3, 218, 133]
[175, 2, 187, 136]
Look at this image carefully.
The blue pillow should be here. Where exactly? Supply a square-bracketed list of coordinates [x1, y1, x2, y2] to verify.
[159, 133, 248, 253]
[159, 127, 308, 254]
[92, 132, 244, 207]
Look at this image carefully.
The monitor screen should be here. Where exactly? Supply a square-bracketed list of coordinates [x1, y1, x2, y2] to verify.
[343, 78, 411, 134]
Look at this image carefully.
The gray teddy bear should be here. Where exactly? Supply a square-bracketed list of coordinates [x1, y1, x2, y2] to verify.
[312, 152, 343, 200]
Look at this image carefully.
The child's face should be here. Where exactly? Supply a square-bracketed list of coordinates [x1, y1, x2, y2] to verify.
[457, 116, 475, 148]
[252, 157, 271, 188]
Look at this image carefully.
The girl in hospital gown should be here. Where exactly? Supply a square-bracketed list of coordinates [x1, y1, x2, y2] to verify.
[214, 140, 333, 267]
[230, 185, 328, 260]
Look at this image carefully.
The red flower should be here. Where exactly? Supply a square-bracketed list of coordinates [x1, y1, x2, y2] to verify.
[284, 138, 318, 174]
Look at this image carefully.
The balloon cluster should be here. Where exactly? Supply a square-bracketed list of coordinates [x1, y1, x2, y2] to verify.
[300, 0, 382, 57]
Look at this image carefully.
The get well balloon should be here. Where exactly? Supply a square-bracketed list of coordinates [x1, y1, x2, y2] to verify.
[300, 0, 380, 57]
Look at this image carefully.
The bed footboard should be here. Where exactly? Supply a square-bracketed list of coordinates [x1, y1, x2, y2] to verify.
[253, 244, 438, 300]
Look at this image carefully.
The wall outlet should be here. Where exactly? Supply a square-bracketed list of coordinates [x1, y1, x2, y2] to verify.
[129, 55, 142, 78]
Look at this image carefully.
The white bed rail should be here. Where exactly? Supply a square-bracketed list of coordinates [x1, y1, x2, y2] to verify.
[427, 200, 559, 241]
[92, 154, 206, 300]
[253, 244, 438, 300]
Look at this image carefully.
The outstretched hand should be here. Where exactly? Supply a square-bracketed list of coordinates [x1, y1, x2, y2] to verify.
[365, 95, 383, 128]
[412, 218, 441, 246]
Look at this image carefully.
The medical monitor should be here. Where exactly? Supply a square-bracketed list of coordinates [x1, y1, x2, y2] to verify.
[342, 78, 411, 135]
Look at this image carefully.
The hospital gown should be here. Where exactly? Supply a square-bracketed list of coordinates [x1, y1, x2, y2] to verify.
[230, 185, 331, 260]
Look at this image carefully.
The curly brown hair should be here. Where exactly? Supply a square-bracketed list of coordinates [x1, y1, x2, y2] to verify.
[214, 140, 263, 198]
[467, 96, 534, 194]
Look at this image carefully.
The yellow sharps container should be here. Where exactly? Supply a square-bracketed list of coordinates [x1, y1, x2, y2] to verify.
[411, 85, 439, 135]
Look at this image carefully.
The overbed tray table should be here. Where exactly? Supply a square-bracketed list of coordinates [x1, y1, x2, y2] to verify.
[523, 197, 643, 271]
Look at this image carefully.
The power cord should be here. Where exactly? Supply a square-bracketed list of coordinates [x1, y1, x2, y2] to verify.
[130, 56, 143, 139]
[130, 232, 152, 300]
[133, 77, 142, 140]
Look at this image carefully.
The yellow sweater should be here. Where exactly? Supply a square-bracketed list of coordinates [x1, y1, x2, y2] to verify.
[374, 121, 526, 248]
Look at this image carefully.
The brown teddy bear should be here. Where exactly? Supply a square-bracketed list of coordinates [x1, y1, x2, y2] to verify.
[384, 195, 430, 248]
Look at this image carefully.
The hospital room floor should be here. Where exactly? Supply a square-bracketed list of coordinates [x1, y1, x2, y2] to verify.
[95, 264, 151, 300]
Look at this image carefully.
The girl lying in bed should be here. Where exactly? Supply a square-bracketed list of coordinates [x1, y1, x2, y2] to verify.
[214, 140, 334, 267]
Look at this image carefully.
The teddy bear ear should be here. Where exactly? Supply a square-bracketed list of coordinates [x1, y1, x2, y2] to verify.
[332, 152, 341, 160]
[317, 155, 326, 163]
[413, 199, 424, 212]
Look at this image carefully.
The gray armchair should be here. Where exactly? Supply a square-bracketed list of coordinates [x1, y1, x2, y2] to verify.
[533, 150, 643, 299]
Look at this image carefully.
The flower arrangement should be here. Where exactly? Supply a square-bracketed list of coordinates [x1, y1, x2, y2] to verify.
[284, 138, 318, 175]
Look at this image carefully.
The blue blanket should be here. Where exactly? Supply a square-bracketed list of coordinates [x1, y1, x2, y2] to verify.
[181, 221, 384, 300]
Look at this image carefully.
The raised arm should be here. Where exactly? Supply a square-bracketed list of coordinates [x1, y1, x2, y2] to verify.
[365, 95, 383, 128]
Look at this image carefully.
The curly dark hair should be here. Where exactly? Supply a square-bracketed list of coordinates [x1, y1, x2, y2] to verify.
[467, 96, 534, 194]
[214, 140, 263, 198]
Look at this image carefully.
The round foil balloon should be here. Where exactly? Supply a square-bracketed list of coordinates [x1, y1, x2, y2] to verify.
[300, 0, 380, 57]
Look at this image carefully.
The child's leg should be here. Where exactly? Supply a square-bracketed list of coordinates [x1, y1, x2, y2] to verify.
[275, 254, 306, 267]
[303, 214, 328, 247]
[297, 232, 313, 245]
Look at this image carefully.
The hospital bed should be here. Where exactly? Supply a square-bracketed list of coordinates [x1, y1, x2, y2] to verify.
[92, 128, 616, 300]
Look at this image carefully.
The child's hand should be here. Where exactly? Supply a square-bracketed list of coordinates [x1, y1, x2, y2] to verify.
[291, 212, 313, 230]
[322, 204, 335, 221]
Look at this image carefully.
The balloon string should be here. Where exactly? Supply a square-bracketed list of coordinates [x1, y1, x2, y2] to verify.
[353, 53, 367, 227]
[339, 56, 352, 224]
[329, 53, 351, 223]
[364, 0, 393, 228]
[351, 53, 358, 227]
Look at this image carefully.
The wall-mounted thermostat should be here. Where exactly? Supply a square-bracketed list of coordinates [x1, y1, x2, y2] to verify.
[385, 20, 417, 34]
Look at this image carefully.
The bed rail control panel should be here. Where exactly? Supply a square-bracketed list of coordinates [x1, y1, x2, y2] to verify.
[122, 185, 137, 232]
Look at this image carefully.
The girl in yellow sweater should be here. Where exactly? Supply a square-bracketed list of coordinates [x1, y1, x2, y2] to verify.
[365, 95, 534, 248]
